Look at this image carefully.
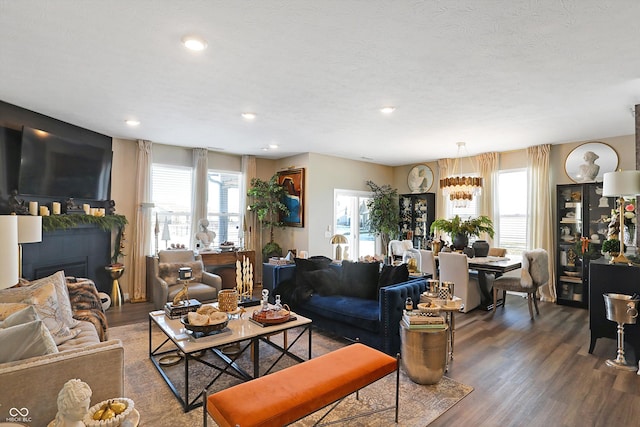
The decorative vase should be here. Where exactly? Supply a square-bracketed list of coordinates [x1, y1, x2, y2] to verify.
[472, 240, 490, 257]
[452, 234, 468, 250]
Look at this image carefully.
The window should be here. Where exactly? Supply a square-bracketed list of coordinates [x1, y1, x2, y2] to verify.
[497, 169, 528, 255]
[334, 190, 375, 260]
[151, 164, 193, 249]
[207, 171, 242, 246]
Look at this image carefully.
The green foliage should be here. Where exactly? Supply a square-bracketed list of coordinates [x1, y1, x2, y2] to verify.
[602, 238, 620, 254]
[262, 241, 283, 259]
[430, 215, 495, 239]
[365, 180, 399, 253]
[42, 214, 128, 232]
[247, 175, 289, 246]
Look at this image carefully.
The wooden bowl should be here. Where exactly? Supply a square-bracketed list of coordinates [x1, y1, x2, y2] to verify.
[252, 309, 291, 325]
[181, 316, 228, 334]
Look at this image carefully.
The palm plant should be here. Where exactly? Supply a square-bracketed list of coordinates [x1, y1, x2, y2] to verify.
[430, 215, 494, 249]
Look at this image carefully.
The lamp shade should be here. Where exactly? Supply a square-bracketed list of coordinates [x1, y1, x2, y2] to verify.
[17, 215, 42, 243]
[330, 234, 348, 245]
[603, 170, 640, 197]
[0, 215, 19, 289]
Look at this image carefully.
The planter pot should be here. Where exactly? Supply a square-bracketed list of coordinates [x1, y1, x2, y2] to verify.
[452, 234, 469, 250]
[472, 240, 490, 257]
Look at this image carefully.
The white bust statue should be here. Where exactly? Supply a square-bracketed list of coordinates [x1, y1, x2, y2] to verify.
[195, 218, 216, 249]
[50, 379, 92, 427]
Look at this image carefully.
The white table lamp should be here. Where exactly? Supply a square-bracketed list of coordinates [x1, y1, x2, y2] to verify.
[17, 215, 42, 278]
[602, 170, 640, 265]
[0, 216, 19, 289]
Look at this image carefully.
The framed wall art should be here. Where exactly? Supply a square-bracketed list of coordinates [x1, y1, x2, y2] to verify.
[407, 164, 434, 193]
[277, 168, 305, 227]
[564, 142, 618, 183]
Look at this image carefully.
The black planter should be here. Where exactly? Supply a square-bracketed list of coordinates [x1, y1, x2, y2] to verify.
[452, 234, 469, 250]
[472, 240, 490, 257]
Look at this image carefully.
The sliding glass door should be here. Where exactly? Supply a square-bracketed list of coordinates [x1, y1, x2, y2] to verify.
[334, 190, 376, 260]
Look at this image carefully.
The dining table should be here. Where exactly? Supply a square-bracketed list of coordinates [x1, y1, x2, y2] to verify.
[466, 255, 522, 310]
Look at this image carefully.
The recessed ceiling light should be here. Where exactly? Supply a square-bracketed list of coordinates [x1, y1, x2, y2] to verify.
[181, 35, 208, 51]
[125, 119, 140, 126]
[380, 106, 396, 114]
[241, 112, 257, 120]
[268, 144, 279, 150]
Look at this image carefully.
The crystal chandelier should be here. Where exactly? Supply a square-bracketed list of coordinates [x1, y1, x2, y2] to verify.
[439, 142, 483, 207]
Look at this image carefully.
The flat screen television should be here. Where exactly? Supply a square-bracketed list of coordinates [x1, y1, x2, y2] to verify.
[18, 126, 112, 200]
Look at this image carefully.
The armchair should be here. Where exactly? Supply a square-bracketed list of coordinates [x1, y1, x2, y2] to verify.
[151, 250, 222, 309]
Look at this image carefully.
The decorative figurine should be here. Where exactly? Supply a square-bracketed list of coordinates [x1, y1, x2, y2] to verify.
[195, 218, 216, 251]
[8, 189, 29, 215]
[50, 379, 92, 427]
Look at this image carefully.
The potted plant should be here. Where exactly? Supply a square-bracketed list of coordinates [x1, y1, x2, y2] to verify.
[247, 175, 289, 259]
[365, 180, 400, 255]
[601, 238, 620, 257]
[430, 215, 495, 251]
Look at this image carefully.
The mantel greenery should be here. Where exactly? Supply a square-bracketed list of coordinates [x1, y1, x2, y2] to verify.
[42, 214, 128, 232]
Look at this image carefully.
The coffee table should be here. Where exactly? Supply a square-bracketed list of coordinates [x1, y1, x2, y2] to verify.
[149, 305, 312, 412]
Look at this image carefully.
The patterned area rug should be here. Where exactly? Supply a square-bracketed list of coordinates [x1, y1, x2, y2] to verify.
[110, 321, 473, 426]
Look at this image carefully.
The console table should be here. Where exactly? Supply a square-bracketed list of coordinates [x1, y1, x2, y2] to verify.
[200, 250, 256, 289]
[589, 260, 640, 363]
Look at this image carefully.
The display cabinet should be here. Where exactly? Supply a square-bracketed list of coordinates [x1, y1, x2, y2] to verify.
[399, 193, 435, 249]
[556, 183, 614, 308]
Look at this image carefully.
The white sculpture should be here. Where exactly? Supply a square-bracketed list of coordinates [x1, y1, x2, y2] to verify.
[195, 218, 216, 250]
[578, 151, 600, 182]
[50, 379, 92, 427]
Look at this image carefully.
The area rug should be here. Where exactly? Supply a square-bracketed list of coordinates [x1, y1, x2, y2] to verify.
[110, 322, 473, 426]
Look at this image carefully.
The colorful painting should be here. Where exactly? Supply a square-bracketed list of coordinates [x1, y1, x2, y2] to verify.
[277, 168, 304, 227]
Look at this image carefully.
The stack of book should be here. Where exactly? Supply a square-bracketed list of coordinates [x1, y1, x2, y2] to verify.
[402, 311, 446, 329]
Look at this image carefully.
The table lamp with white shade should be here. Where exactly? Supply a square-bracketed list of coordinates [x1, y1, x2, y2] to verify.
[0, 215, 19, 289]
[17, 215, 42, 277]
[602, 170, 640, 265]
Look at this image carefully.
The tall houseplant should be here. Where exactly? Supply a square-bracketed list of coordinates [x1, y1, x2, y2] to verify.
[430, 215, 494, 250]
[365, 180, 400, 255]
[247, 175, 289, 258]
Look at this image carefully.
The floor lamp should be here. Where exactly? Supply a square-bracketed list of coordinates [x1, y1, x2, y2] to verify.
[0, 216, 19, 290]
[603, 170, 640, 265]
[17, 215, 42, 278]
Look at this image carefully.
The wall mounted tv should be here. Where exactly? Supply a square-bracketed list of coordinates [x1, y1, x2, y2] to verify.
[18, 126, 112, 200]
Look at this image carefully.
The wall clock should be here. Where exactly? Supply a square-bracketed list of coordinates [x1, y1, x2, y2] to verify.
[407, 164, 433, 193]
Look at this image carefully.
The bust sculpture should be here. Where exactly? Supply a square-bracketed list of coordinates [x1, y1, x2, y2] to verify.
[195, 218, 216, 250]
[578, 151, 600, 182]
[51, 379, 92, 427]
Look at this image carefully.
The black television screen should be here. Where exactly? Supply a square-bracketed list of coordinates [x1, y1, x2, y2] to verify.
[19, 126, 112, 200]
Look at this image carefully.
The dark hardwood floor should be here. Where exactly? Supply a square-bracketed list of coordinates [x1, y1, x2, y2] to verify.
[107, 295, 640, 426]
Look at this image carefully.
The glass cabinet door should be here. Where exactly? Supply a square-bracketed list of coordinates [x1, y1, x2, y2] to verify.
[557, 185, 584, 305]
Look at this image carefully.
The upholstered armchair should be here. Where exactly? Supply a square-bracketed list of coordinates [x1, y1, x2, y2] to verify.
[492, 249, 549, 319]
[438, 252, 481, 313]
[151, 250, 222, 310]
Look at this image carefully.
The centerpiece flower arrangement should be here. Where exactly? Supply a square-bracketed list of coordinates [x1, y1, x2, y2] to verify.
[430, 215, 494, 250]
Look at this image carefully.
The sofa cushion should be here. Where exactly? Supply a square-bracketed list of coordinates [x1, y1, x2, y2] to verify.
[378, 264, 410, 291]
[306, 269, 341, 296]
[0, 305, 40, 328]
[0, 319, 58, 363]
[0, 303, 30, 321]
[302, 294, 380, 333]
[294, 256, 333, 299]
[340, 261, 381, 300]
[158, 261, 204, 285]
[4, 271, 80, 331]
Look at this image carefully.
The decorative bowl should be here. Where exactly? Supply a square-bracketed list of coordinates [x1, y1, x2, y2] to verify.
[181, 316, 229, 334]
[84, 397, 134, 427]
[252, 308, 291, 325]
[417, 302, 441, 314]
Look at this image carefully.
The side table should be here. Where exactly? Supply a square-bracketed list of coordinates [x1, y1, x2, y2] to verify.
[399, 322, 448, 384]
[439, 306, 458, 372]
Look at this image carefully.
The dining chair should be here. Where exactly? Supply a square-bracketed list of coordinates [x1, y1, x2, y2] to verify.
[419, 249, 437, 279]
[492, 249, 549, 319]
[488, 247, 507, 257]
[438, 252, 481, 313]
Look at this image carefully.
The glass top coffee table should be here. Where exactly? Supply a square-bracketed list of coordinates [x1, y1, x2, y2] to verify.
[149, 304, 312, 412]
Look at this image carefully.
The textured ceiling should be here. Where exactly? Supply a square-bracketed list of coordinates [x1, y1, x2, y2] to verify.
[1, 1, 639, 166]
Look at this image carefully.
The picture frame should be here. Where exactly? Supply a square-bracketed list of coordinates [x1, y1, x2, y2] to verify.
[276, 168, 304, 227]
[564, 142, 618, 183]
[407, 164, 433, 193]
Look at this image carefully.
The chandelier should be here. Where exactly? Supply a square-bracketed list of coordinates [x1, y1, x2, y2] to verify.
[439, 142, 483, 207]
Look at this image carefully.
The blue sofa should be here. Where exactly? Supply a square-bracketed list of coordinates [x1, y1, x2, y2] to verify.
[263, 262, 428, 356]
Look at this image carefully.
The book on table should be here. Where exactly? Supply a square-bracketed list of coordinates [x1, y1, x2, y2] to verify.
[402, 312, 446, 329]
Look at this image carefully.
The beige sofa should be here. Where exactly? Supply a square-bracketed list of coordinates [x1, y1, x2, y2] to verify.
[0, 274, 124, 427]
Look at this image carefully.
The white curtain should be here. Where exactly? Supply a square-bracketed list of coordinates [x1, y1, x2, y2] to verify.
[477, 152, 499, 244]
[527, 144, 556, 302]
[436, 158, 456, 220]
[190, 148, 209, 249]
[242, 155, 260, 281]
[131, 140, 152, 302]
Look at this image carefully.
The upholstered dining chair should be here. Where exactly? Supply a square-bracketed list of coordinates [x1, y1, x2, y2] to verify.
[388, 240, 414, 263]
[492, 249, 549, 319]
[438, 252, 481, 313]
[419, 249, 438, 279]
[152, 250, 222, 309]
[488, 247, 507, 257]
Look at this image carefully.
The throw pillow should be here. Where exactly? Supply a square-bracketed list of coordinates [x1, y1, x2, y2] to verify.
[21, 282, 78, 345]
[340, 261, 381, 300]
[158, 261, 204, 285]
[378, 264, 410, 293]
[305, 269, 341, 296]
[0, 271, 79, 330]
[294, 256, 332, 291]
[0, 305, 40, 328]
[0, 320, 59, 363]
[0, 303, 30, 321]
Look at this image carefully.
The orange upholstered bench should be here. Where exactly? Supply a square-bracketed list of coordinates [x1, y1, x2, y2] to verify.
[203, 343, 399, 427]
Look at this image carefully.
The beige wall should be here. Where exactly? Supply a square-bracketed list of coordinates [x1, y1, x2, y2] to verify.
[111, 135, 636, 296]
